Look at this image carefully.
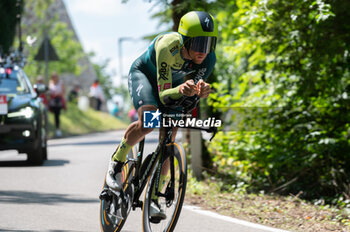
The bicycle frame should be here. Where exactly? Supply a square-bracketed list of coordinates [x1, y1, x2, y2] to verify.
[122, 104, 218, 211]
[123, 126, 176, 210]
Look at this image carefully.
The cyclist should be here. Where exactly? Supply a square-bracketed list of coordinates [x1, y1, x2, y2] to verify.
[105, 11, 218, 220]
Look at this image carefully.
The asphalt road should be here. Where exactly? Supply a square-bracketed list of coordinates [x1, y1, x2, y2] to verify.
[0, 130, 288, 232]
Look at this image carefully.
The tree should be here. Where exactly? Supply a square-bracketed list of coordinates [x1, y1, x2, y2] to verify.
[19, 0, 85, 81]
[0, 0, 22, 54]
[207, 0, 350, 200]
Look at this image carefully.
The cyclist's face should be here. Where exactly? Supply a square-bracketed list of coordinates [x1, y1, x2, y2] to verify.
[188, 49, 207, 64]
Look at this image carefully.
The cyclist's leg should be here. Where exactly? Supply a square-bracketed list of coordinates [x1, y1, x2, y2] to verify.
[123, 105, 157, 146]
[112, 67, 159, 163]
[107, 67, 159, 190]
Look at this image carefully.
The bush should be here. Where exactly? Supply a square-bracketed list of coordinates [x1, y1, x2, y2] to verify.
[208, 0, 350, 201]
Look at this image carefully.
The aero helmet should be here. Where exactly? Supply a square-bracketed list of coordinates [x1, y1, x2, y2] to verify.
[178, 11, 218, 54]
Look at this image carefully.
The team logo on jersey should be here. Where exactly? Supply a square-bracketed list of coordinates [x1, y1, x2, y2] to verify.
[164, 83, 171, 90]
[170, 45, 179, 56]
[194, 68, 207, 82]
[159, 62, 168, 80]
[136, 83, 143, 96]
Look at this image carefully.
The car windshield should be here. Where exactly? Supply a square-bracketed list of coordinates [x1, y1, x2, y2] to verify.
[0, 69, 31, 95]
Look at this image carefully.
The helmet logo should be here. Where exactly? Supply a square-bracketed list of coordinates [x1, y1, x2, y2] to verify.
[204, 17, 210, 28]
[197, 12, 214, 32]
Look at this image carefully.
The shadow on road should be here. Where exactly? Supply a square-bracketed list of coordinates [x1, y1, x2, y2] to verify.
[49, 138, 160, 148]
[0, 160, 28, 167]
[0, 159, 69, 167]
[49, 140, 121, 147]
[0, 190, 98, 205]
[42, 159, 70, 167]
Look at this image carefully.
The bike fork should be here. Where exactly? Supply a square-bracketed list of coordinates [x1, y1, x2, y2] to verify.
[155, 146, 175, 204]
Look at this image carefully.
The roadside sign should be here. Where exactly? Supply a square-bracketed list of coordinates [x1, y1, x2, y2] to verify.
[34, 37, 60, 61]
[0, 95, 8, 115]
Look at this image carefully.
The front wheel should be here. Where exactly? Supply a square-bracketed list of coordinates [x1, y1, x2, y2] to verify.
[142, 143, 187, 232]
[27, 120, 44, 165]
[100, 147, 136, 232]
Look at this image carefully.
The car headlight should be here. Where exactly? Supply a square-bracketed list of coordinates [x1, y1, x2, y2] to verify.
[7, 106, 35, 119]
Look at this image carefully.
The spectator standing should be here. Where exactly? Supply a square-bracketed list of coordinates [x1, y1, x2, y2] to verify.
[35, 75, 48, 106]
[111, 101, 120, 118]
[89, 79, 105, 111]
[48, 72, 66, 137]
[128, 107, 138, 122]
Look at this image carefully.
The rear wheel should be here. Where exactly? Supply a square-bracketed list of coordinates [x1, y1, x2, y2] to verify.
[142, 143, 187, 232]
[100, 147, 136, 232]
[27, 143, 43, 165]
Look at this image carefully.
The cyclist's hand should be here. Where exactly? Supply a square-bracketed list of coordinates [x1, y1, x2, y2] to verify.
[179, 79, 197, 96]
[196, 79, 210, 98]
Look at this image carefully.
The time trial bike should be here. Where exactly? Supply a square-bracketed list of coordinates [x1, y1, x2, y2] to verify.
[99, 96, 217, 232]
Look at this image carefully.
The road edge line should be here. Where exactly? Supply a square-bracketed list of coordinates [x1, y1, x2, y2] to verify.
[183, 205, 290, 232]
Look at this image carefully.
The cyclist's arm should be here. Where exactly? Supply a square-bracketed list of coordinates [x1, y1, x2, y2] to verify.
[189, 52, 216, 98]
[155, 36, 183, 104]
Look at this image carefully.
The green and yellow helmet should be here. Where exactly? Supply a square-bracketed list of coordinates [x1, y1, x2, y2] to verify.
[178, 11, 218, 54]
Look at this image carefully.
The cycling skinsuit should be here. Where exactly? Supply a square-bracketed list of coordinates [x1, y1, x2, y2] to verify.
[128, 32, 216, 110]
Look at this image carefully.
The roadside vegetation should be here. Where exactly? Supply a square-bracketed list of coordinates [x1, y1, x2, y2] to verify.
[47, 103, 128, 138]
[186, 171, 350, 232]
[149, 0, 350, 198]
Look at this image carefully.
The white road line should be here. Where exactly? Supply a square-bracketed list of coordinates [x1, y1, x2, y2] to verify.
[183, 205, 290, 232]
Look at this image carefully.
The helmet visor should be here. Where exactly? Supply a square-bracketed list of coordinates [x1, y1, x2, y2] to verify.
[189, 36, 217, 54]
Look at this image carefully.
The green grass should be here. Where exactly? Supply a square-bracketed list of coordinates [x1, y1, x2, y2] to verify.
[47, 103, 128, 138]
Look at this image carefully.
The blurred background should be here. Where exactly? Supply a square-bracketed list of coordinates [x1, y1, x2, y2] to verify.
[1, 0, 350, 231]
